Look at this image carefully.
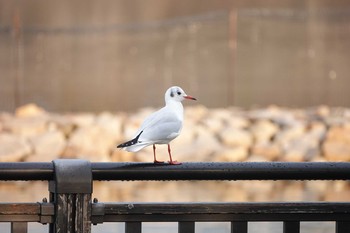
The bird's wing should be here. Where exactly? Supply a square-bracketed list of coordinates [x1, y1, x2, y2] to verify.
[135, 107, 182, 142]
[137, 108, 164, 132]
[140, 119, 182, 142]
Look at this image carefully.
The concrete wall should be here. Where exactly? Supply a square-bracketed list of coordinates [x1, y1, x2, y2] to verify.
[1, 0, 350, 112]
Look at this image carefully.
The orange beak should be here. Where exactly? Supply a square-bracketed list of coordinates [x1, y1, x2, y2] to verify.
[184, 95, 197, 101]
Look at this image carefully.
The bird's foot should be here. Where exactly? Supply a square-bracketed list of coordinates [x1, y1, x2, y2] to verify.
[153, 160, 165, 164]
[168, 160, 182, 165]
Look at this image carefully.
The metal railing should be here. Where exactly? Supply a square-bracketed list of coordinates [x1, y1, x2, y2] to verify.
[0, 160, 349, 233]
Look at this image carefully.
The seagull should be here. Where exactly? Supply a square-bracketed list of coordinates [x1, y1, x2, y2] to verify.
[117, 86, 196, 165]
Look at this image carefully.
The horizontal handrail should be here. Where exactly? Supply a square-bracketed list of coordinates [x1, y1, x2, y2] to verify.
[2, 202, 350, 223]
[0, 162, 53, 180]
[91, 202, 350, 223]
[0, 162, 350, 181]
[0, 203, 53, 223]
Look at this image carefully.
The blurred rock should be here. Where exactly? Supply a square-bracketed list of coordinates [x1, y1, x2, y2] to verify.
[63, 126, 114, 162]
[316, 105, 330, 118]
[324, 183, 350, 201]
[249, 105, 281, 120]
[250, 106, 299, 126]
[67, 113, 96, 128]
[309, 155, 327, 162]
[242, 181, 276, 201]
[185, 105, 209, 122]
[0, 133, 31, 162]
[210, 108, 233, 122]
[49, 114, 76, 137]
[246, 155, 269, 162]
[173, 119, 197, 146]
[15, 103, 46, 117]
[134, 147, 157, 163]
[111, 149, 133, 162]
[2, 116, 48, 137]
[122, 110, 148, 139]
[252, 142, 281, 161]
[282, 149, 306, 162]
[323, 141, 350, 161]
[308, 121, 327, 141]
[219, 128, 252, 148]
[322, 126, 350, 161]
[306, 181, 331, 195]
[27, 130, 65, 162]
[96, 112, 124, 142]
[213, 146, 248, 162]
[275, 124, 306, 148]
[325, 108, 350, 126]
[221, 183, 249, 202]
[324, 125, 350, 143]
[175, 125, 221, 162]
[282, 135, 320, 162]
[281, 182, 305, 201]
[251, 120, 279, 143]
[1, 105, 350, 163]
[275, 121, 324, 161]
[201, 116, 224, 134]
[227, 116, 250, 129]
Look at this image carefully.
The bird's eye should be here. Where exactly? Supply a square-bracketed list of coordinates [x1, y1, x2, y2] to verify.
[177, 91, 181, 95]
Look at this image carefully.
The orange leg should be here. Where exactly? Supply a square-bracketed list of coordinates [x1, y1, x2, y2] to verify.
[153, 144, 164, 164]
[167, 144, 181, 165]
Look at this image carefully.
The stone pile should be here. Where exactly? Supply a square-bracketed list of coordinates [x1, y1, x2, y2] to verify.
[0, 104, 349, 163]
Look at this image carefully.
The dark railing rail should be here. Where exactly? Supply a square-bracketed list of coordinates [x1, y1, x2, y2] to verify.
[0, 160, 349, 233]
[1, 161, 350, 180]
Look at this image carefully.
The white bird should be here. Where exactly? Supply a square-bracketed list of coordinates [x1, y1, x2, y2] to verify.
[117, 86, 196, 165]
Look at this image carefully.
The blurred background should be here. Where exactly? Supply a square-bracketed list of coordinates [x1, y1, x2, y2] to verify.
[1, 0, 350, 112]
[1, 1, 350, 232]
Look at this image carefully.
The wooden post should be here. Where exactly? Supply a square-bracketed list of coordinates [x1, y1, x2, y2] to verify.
[49, 159, 92, 233]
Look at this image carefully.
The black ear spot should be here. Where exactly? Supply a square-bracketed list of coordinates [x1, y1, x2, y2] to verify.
[170, 91, 174, 97]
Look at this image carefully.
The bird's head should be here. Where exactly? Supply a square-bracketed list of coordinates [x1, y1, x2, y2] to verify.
[165, 86, 197, 103]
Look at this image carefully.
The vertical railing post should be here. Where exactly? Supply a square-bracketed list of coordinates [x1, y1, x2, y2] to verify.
[11, 222, 27, 233]
[231, 221, 248, 233]
[283, 221, 300, 233]
[336, 221, 350, 233]
[178, 221, 195, 233]
[49, 159, 92, 233]
[125, 222, 142, 233]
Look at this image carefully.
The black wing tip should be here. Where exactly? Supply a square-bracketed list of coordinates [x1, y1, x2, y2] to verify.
[116, 130, 143, 148]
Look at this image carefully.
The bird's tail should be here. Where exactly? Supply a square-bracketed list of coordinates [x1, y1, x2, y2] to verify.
[122, 142, 150, 152]
[117, 131, 143, 149]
